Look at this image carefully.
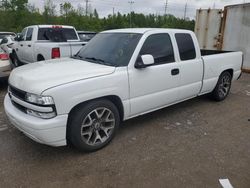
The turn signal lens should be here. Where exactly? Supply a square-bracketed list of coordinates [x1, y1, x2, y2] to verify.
[0, 53, 9, 60]
[51, 48, 60, 59]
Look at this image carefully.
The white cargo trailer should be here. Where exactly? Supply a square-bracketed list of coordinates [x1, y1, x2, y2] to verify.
[195, 9, 223, 50]
[195, 3, 250, 72]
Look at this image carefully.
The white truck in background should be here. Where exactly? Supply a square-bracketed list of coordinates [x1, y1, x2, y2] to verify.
[5, 28, 243, 152]
[11, 25, 86, 66]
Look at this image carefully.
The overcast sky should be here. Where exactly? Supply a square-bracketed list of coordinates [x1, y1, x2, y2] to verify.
[29, 0, 248, 19]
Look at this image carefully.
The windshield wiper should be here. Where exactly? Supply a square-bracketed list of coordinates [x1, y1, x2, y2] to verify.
[72, 54, 84, 59]
[84, 57, 114, 66]
[85, 57, 105, 62]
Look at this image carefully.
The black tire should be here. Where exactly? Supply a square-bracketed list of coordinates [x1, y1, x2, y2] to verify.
[68, 99, 120, 152]
[211, 71, 232, 101]
[37, 55, 45, 61]
[11, 52, 22, 67]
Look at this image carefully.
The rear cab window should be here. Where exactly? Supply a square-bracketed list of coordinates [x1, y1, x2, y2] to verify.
[175, 33, 196, 61]
[139, 33, 175, 65]
[38, 27, 78, 42]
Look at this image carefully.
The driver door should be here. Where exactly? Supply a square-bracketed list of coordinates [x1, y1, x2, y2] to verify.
[128, 33, 181, 116]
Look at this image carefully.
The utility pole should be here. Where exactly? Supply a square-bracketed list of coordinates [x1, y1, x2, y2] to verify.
[184, 2, 187, 20]
[213, 1, 216, 9]
[164, 0, 168, 16]
[128, 1, 134, 28]
[113, 7, 115, 17]
[85, 0, 89, 16]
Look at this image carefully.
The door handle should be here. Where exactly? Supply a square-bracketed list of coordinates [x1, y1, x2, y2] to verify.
[28, 45, 31, 47]
[171, 68, 179, 76]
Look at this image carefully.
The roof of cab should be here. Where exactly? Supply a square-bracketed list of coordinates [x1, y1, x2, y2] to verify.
[27, 25, 75, 29]
[101, 28, 193, 34]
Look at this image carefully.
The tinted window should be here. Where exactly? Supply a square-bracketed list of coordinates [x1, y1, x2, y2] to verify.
[63, 29, 78, 40]
[139, 33, 175, 65]
[38, 28, 78, 41]
[175, 33, 196, 61]
[75, 33, 142, 67]
[26, 28, 33, 41]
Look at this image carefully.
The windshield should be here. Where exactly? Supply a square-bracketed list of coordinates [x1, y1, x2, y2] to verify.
[74, 33, 142, 67]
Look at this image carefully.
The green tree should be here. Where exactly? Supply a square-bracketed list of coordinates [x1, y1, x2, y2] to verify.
[0, 2, 195, 33]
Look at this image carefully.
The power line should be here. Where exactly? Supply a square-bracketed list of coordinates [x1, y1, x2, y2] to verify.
[85, 0, 90, 16]
[184, 2, 187, 20]
[128, 1, 134, 28]
[164, 0, 168, 16]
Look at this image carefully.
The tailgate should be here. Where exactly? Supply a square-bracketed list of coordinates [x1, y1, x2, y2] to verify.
[69, 41, 86, 56]
[57, 43, 72, 58]
[58, 42, 86, 57]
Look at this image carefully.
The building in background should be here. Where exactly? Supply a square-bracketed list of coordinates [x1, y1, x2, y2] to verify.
[195, 3, 250, 72]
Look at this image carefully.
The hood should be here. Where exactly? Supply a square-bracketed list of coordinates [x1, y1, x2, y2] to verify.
[9, 58, 116, 94]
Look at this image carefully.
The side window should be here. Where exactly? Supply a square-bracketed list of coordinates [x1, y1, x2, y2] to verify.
[25, 28, 33, 41]
[20, 28, 27, 41]
[175, 33, 196, 61]
[139, 33, 175, 65]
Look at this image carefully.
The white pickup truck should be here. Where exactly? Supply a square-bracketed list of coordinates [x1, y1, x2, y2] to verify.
[11, 25, 85, 66]
[4, 28, 243, 152]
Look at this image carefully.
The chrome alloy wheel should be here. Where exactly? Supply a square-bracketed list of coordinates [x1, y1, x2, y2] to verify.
[218, 74, 231, 98]
[81, 107, 115, 146]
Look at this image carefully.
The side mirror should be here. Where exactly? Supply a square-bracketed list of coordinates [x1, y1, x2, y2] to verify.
[135, 54, 154, 69]
[14, 34, 23, 42]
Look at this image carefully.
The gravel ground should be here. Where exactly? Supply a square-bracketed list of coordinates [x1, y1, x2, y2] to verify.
[0, 74, 249, 188]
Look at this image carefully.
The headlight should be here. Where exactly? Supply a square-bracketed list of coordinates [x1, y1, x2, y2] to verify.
[25, 93, 56, 119]
[25, 93, 54, 105]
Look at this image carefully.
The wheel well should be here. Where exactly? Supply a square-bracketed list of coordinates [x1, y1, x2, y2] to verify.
[66, 95, 124, 143]
[10, 50, 17, 62]
[9, 52, 14, 61]
[37, 54, 45, 61]
[69, 95, 124, 120]
[222, 69, 233, 78]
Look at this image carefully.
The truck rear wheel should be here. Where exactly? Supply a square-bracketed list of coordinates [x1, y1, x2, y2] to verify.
[211, 71, 232, 101]
[68, 99, 120, 152]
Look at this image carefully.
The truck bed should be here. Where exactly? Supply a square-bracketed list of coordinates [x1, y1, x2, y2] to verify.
[201, 49, 233, 56]
[200, 50, 242, 95]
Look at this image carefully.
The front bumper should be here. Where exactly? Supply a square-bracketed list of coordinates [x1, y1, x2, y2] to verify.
[4, 95, 68, 147]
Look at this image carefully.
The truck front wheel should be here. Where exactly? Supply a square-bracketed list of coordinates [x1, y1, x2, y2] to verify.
[68, 99, 120, 152]
[211, 71, 232, 101]
[11, 52, 22, 67]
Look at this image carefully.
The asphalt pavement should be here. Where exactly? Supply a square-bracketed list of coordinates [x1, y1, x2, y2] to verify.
[0, 74, 250, 188]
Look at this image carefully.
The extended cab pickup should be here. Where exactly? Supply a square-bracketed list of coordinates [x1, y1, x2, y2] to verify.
[4, 28, 243, 152]
[11, 25, 85, 66]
